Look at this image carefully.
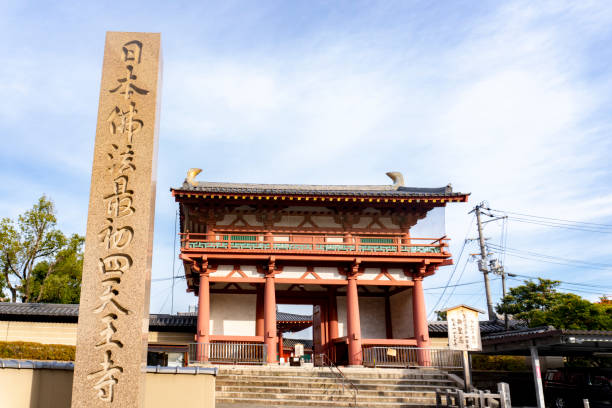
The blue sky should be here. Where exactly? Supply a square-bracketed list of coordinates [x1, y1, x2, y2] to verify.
[1, 1, 612, 323]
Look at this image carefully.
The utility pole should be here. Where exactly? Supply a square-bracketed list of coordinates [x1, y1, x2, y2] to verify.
[471, 204, 496, 321]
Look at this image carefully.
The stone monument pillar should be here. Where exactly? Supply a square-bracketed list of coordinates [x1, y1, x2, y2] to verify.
[71, 32, 162, 407]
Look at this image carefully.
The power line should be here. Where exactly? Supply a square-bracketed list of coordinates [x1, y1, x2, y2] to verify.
[487, 208, 612, 228]
[427, 214, 474, 318]
[487, 243, 612, 270]
[440, 255, 472, 310]
[425, 277, 500, 291]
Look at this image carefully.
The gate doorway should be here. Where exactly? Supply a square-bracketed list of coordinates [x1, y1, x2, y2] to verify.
[277, 297, 330, 367]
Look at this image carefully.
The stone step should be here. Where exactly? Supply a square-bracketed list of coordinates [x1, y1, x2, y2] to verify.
[217, 368, 449, 380]
[216, 375, 455, 387]
[216, 390, 437, 404]
[217, 380, 452, 393]
[216, 396, 437, 407]
[216, 385, 437, 398]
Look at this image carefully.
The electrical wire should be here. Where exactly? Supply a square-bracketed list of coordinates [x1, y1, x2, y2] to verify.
[487, 243, 612, 271]
[426, 214, 475, 318]
[487, 209, 612, 228]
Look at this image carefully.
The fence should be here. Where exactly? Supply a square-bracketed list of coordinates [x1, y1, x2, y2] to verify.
[362, 346, 463, 369]
[182, 232, 447, 255]
[188, 343, 266, 365]
[436, 382, 512, 408]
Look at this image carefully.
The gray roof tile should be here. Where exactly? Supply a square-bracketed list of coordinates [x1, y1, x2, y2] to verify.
[173, 181, 467, 199]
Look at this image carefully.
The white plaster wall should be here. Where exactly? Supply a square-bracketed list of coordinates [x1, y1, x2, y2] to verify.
[359, 297, 386, 339]
[337, 296, 347, 337]
[277, 215, 303, 227]
[313, 267, 343, 280]
[0, 321, 77, 345]
[278, 265, 307, 279]
[359, 268, 382, 280]
[390, 289, 414, 338]
[216, 214, 237, 226]
[240, 264, 261, 278]
[352, 215, 373, 229]
[311, 215, 339, 228]
[210, 264, 233, 277]
[388, 268, 412, 282]
[243, 214, 259, 226]
[210, 293, 256, 336]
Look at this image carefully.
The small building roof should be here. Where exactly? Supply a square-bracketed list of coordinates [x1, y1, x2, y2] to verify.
[0, 303, 312, 333]
[440, 304, 485, 314]
[428, 319, 526, 337]
[480, 325, 612, 356]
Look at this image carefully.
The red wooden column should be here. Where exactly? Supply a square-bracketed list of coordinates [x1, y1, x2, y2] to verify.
[328, 287, 339, 340]
[264, 259, 277, 363]
[196, 260, 210, 362]
[346, 264, 362, 366]
[278, 332, 284, 361]
[412, 267, 431, 365]
[255, 284, 264, 337]
[327, 287, 339, 362]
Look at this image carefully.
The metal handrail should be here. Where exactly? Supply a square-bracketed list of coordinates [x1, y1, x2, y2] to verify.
[361, 346, 463, 369]
[319, 353, 358, 407]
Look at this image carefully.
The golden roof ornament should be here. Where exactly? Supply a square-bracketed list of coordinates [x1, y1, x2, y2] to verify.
[386, 172, 405, 190]
[186, 168, 202, 187]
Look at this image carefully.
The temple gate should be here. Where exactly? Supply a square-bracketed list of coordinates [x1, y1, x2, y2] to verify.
[172, 170, 468, 366]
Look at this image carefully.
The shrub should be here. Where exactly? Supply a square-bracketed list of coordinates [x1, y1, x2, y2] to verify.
[471, 354, 527, 371]
[0, 341, 75, 361]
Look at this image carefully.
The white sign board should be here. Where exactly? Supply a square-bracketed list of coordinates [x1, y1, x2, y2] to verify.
[294, 343, 304, 357]
[446, 305, 482, 351]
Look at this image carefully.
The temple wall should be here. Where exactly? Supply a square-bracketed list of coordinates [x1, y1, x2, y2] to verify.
[390, 289, 414, 338]
[313, 266, 343, 280]
[279, 265, 307, 279]
[358, 268, 412, 282]
[0, 321, 77, 345]
[0, 320, 195, 346]
[148, 331, 194, 344]
[210, 264, 260, 278]
[210, 293, 256, 336]
[358, 297, 386, 338]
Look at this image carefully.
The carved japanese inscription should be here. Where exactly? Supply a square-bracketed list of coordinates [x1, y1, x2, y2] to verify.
[72, 32, 161, 408]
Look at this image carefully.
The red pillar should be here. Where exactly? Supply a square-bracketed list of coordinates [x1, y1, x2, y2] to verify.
[264, 272, 277, 363]
[278, 332, 284, 361]
[196, 271, 210, 361]
[328, 287, 339, 340]
[412, 275, 431, 365]
[327, 287, 339, 362]
[346, 275, 362, 366]
[256, 285, 264, 337]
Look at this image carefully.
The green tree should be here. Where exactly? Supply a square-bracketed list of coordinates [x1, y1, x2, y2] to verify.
[435, 310, 447, 321]
[28, 234, 84, 304]
[0, 196, 80, 303]
[496, 278, 612, 330]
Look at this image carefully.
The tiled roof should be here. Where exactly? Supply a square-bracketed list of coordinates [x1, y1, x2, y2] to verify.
[428, 319, 526, 336]
[481, 325, 612, 342]
[277, 312, 312, 322]
[0, 303, 312, 330]
[174, 181, 467, 199]
[0, 302, 79, 321]
[283, 338, 313, 350]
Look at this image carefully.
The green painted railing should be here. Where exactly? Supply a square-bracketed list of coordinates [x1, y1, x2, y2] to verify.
[360, 237, 394, 244]
[188, 239, 443, 254]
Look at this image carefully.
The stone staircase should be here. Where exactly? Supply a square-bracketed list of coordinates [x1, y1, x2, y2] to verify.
[215, 365, 462, 407]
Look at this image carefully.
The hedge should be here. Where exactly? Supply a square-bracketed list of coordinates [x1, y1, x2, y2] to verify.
[0, 341, 75, 361]
[471, 354, 528, 371]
